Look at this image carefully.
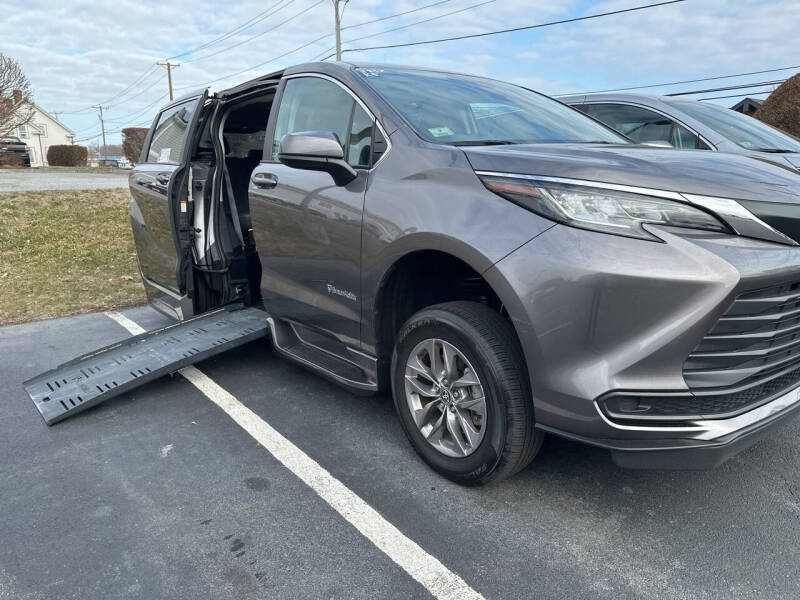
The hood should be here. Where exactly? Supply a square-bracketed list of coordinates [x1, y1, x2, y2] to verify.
[462, 143, 800, 205]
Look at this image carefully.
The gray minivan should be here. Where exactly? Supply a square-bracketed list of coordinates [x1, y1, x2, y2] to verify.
[128, 63, 800, 483]
[561, 92, 800, 171]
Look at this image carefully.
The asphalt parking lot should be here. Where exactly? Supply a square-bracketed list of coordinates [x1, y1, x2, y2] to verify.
[2, 305, 800, 600]
[0, 169, 129, 192]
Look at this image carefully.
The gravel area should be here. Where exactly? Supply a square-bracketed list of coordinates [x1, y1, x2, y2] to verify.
[0, 169, 130, 191]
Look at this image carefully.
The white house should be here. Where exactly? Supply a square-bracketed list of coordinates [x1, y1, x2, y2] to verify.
[17, 103, 75, 167]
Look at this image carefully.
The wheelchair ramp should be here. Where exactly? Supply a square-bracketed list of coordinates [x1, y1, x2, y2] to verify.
[24, 307, 268, 425]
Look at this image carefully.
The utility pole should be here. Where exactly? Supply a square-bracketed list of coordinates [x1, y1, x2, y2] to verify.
[157, 60, 180, 101]
[94, 104, 107, 162]
[333, 0, 347, 61]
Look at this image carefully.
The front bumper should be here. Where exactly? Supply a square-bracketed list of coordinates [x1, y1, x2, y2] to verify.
[539, 381, 800, 468]
[485, 221, 800, 466]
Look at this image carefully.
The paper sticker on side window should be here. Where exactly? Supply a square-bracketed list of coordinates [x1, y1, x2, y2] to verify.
[158, 148, 172, 163]
[428, 126, 454, 138]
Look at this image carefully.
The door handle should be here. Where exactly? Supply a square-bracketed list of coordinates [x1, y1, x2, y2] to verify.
[251, 172, 278, 189]
[156, 173, 171, 185]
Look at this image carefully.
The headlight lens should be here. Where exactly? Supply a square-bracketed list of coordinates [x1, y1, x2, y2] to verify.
[479, 175, 730, 241]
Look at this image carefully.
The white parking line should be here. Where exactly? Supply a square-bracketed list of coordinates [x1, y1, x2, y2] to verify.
[104, 310, 484, 600]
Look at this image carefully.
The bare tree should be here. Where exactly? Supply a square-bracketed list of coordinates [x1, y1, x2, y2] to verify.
[0, 52, 34, 137]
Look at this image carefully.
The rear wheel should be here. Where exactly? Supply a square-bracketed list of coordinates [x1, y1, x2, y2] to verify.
[391, 301, 543, 485]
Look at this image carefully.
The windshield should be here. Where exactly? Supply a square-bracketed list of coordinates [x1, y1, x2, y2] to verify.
[357, 67, 627, 145]
[664, 99, 800, 153]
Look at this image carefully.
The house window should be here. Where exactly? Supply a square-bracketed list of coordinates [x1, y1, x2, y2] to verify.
[38, 123, 47, 138]
[18, 124, 28, 138]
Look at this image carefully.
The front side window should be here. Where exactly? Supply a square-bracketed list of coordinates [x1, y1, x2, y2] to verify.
[147, 99, 196, 164]
[664, 98, 800, 153]
[582, 103, 705, 149]
[273, 78, 353, 160]
[357, 67, 625, 145]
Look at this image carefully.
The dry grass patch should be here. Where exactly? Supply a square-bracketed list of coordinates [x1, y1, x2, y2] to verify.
[0, 188, 146, 324]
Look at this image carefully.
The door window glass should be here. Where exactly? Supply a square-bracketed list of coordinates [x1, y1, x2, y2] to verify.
[147, 99, 197, 164]
[347, 103, 374, 167]
[583, 103, 704, 149]
[272, 77, 354, 160]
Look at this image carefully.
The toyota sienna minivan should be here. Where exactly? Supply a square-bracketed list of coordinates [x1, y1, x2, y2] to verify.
[122, 62, 800, 483]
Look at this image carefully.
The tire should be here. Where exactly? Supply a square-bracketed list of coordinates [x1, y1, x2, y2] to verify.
[391, 301, 543, 485]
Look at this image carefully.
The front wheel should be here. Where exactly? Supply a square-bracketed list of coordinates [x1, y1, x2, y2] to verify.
[391, 301, 543, 485]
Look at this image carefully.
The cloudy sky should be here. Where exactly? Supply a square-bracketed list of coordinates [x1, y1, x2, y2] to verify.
[3, 0, 799, 144]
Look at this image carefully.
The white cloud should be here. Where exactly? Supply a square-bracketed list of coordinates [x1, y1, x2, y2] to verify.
[1, 0, 796, 143]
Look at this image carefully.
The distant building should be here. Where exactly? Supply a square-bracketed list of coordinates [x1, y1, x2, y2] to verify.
[16, 102, 76, 167]
[730, 97, 764, 115]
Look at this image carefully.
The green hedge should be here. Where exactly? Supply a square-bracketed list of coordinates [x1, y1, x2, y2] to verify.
[46, 144, 88, 167]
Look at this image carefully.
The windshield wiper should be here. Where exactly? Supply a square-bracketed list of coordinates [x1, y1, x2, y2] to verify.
[749, 148, 795, 153]
[450, 140, 519, 146]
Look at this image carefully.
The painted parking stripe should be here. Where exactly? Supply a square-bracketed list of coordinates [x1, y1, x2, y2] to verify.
[104, 310, 484, 600]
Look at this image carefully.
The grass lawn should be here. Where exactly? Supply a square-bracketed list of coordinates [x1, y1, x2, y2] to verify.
[0, 188, 146, 325]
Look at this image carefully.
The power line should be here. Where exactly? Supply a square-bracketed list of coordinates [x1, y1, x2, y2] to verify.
[342, 0, 452, 30]
[168, 0, 289, 60]
[174, 31, 331, 92]
[571, 64, 800, 95]
[329, 0, 686, 57]
[698, 90, 774, 102]
[333, 0, 496, 53]
[311, 0, 456, 60]
[106, 93, 170, 125]
[665, 79, 785, 97]
[182, 0, 324, 64]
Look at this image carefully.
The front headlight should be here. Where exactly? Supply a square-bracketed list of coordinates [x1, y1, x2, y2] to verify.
[479, 175, 730, 241]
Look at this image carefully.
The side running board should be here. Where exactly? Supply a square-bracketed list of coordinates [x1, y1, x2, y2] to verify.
[23, 307, 269, 425]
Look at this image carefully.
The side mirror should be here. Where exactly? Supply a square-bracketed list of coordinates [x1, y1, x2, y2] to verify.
[278, 131, 357, 186]
[640, 140, 673, 148]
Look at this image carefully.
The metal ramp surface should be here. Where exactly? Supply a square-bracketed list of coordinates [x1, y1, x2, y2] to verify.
[24, 307, 269, 425]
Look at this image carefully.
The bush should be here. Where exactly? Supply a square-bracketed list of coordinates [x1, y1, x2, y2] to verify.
[47, 144, 88, 167]
[122, 127, 149, 165]
[0, 153, 27, 167]
[755, 74, 800, 139]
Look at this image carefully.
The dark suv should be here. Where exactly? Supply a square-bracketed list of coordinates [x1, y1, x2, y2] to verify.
[130, 62, 800, 484]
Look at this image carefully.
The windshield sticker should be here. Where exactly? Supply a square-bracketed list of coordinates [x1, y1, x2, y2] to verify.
[158, 148, 172, 162]
[428, 126, 454, 138]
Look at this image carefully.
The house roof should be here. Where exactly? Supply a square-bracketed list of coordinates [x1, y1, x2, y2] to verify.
[730, 97, 763, 112]
[26, 101, 76, 136]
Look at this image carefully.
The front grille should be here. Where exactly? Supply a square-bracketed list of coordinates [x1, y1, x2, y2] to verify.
[601, 281, 800, 424]
[684, 281, 800, 393]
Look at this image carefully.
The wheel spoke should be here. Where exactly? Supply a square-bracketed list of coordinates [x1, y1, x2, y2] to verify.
[413, 398, 443, 428]
[405, 374, 437, 397]
[429, 339, 445, 382]
[407, 354, 434, 381]
[445, 409, 469, 455]
[450, 368, 480, 389]
[456, 395, 485, 416]
[441, 341, 458, 381]
[423, 411, 446, 444]
[455, 407, 483, 449]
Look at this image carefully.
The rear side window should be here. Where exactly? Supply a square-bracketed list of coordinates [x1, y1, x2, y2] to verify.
[582, 103, 707, 150]
[272, 77, 375, 167]
[147, 100, 197, 164]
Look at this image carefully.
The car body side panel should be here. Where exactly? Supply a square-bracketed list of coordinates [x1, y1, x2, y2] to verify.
[359, 125, 556, 355]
